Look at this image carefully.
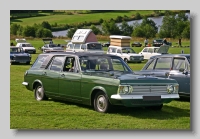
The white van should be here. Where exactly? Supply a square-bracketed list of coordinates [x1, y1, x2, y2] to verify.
[66, 41, 104, 54]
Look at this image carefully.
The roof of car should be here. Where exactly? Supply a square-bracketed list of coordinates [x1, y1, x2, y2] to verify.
[150, 54, 190, 59]
[10, 46, 19, 48]
[40, 51, 117, 57]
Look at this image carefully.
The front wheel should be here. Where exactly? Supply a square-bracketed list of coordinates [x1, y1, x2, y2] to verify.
[124, 58, 128, 63]
[34, 84, 48, 101]
[94, 91, 111, 113]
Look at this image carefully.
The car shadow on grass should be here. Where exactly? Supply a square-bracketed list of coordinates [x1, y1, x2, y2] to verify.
[48, 99, 190, 120]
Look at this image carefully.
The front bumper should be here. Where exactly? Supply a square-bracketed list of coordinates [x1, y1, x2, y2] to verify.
[111, 94, 179, 107]
[24, 49, 36, 54]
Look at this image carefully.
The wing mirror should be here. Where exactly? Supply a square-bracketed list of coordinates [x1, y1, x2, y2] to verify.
[179, 68, 189, 75]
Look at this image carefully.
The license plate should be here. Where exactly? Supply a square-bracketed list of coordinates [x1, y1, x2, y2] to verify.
[20, 61, 27, 63]
[143, 96, 161, 101]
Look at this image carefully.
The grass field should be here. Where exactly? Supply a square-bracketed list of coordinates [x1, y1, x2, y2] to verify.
[10, 39, 190, 129]
[10, 10, 164, 26]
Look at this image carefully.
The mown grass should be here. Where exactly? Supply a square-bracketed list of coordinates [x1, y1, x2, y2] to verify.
[10, 10, 171, 26]
[10, 39, 190, 129]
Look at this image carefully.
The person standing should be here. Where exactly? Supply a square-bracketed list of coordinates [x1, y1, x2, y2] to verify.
[178, 37, 182, 47]
[144, 38, 148, 47]
[163, 38, 168, 45]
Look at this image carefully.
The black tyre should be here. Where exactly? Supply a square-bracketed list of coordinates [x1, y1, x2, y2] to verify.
[94, 91, 111, 113]
[124, 58, 128, 63]
[34, 84, 48, 101]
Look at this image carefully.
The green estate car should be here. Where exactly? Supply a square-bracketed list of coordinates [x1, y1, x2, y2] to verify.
[22, 52, 179, 113]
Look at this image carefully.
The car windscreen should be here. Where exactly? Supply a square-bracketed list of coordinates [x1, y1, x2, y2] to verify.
[87, 43, 102, 50]
[22, 44, 33, 47]
[154, 40, 163, 43]
[79, 56, 132, 72]
[10, 48, 23, 53]
[49, 44, 58, 48]
[122, 48, 136, 53]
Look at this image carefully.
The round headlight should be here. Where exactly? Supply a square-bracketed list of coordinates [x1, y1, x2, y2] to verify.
[167, 85, 174, 94]
[123, 86, 129, 94]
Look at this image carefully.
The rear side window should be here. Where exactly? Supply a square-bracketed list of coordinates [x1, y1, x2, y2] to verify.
[173, 58, 186, 70]
[31, 55, 49, 70]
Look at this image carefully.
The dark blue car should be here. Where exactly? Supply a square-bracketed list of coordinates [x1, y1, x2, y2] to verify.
[10, 46, 31, 65]
[134, 54, 190, 98]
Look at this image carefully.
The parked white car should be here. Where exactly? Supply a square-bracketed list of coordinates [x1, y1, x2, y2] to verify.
[66, 41, 104, 54]
[138, 45, 170, 60]
[15, 39, 36, 54]
[107, 46, 144, 63]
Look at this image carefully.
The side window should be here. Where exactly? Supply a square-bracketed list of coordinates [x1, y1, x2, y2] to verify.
[63, 57, 77, 72]
[74, 44, 80, 49]
[49, 56, 65, 71]
[31, 55, 49, 70]
[146, 59, 156, 70]
[81, 44, 86, 50]
[154, 57, 172, 70]
[173, 58, 186, 70]
[143, 48, 148, 52]
[117, 49, 122, 53]
[111, 48, 117, 53]
[148, 48, 153, 53]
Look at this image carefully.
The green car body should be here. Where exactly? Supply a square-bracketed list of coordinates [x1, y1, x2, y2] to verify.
[22, 52, 179, 113]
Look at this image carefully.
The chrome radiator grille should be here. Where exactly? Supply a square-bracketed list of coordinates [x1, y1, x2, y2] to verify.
[131, 85, 167, 94]
[13, 56, 30, 61]
[130, 56, 141, 60]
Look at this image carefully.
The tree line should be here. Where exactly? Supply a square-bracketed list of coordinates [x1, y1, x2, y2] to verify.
[10, 11, 190, 39]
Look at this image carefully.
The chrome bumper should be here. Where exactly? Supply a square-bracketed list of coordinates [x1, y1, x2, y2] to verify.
[111, 94, 179, 100]
[22, 82, 29, 86]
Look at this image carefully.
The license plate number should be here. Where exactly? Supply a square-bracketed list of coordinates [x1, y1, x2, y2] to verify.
[143, 96, 161, 101]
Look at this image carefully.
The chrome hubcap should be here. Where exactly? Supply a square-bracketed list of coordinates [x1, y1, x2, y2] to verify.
[97, 95, 106, 111]
[36, 87, 43, 100]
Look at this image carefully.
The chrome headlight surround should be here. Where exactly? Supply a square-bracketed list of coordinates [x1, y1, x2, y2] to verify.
[167, 84, 179, 94]
[118, 85, 133, 94]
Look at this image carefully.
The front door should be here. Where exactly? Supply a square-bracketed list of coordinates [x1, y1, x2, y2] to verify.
[59, 56, 81, 101]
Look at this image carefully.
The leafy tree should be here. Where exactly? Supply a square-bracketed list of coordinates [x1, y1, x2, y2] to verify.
[120, 21, 133, 36]
[131, 26, 144, 37]
[158, 15, 177, 38]
[42, 28, 53, 37]
[17, 26, 24, 36]
[135, 12, 142, 19]
[23, 26, 36, 37]
[90, 24, 102, 35]
[159, 14, 190, 39]
[131, 18, 157, 38]
[141, 17, 158, 33]
[35, 27, 53, 38]
[67, 27, 78, 38]
[41, 21, 51, 30]
[176, 12, 189, 21]
[10, 24, 21, 35]
[181, 21, 190, 39]
[101, 20, 121, 35]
